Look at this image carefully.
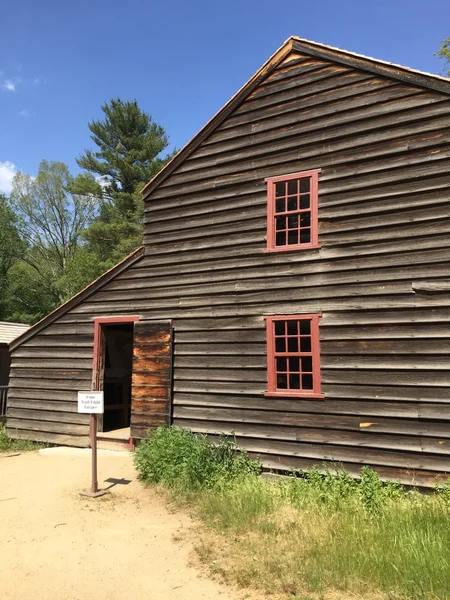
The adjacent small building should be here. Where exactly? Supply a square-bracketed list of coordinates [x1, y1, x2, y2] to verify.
[6, 38, 450, 486]
[0, 321, 30, 419]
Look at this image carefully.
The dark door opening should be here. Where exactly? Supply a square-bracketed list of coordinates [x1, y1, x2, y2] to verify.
[100, 323, 134, 432]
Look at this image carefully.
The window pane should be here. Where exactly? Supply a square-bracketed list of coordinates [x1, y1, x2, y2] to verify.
[287, 197, 297, 211]
[300, 178, 311, 193]
[275, 198, 285, 213]
[287, 230, 298, 245]
[288, 214, 299, 229]
[300, 194, 310, 209]
[287, 179, 298, 195]
[288, 337, 299, 352]
[300, 229, 311, 244]
[300, 320, 311, 335]
[274, 321, 285, 335]
[276, 215, 286, 231]
[302, 357, 313, 372]
[277, 373, 288, 389]
[300, 213, 311, 227]
[276, 231, 286, 246]
[289, 357, 300, 372]
[289, 373, 300, 389]
[275, 337, 286, 352]
[287, 320, 298, 335]
[300, 337, 311, 352]
[275, 182, 285, 197]
[302, 374, 313, 389]
[276, 357, 287, 372]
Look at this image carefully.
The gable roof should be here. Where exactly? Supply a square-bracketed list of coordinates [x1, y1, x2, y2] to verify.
[10, 246, 145, 351]
[141, 36, 450, 201]
[0, 322, 30, 345]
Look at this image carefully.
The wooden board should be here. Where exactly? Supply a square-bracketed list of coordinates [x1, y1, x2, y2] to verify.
[130, 321, 173, 439]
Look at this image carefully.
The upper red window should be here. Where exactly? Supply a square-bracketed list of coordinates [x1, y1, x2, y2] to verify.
[265, 170, 321, 252]
[265, 314, 324, 398]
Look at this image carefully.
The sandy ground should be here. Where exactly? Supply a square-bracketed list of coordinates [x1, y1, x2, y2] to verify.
[0, 449, 253, 600]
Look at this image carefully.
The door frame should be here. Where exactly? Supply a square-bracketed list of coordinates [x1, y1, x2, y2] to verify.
[91, 316, 140, 432]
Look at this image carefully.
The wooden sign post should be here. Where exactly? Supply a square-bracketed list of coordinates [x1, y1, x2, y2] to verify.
[78, 391, 107, 498]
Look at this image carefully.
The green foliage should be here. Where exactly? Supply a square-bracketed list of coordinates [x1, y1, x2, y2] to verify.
[134, 426, 261, 494]
[359, 464, 384, 514]
[0, 424, 45, 452]
[435, 477, 450, 509]
[437, 37, 450, 76]
[0, 194, 25, 319]
[76, 98, 174, 267]
[10, 160, 100, 309]
[2, 260, 57, 324]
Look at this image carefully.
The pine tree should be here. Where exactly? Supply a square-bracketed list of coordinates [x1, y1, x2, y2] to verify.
[77, 99, 173, 267]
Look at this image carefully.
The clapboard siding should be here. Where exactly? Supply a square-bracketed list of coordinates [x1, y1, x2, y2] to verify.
[7, 45, 450, 484]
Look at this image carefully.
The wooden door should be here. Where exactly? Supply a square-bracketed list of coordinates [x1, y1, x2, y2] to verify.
[130, 320, 173, 440]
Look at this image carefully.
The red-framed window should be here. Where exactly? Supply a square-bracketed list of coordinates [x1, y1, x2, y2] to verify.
[265, 314, 324, 398]
[265, 170, 321, 252]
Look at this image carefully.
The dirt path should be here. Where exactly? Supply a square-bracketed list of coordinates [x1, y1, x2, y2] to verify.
[0, 449, 251, 600]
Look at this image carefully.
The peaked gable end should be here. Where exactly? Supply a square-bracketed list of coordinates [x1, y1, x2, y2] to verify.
[142, 37, 450, 207]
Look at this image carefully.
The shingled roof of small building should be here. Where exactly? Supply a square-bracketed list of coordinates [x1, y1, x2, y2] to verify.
[0, 321, 30, 345]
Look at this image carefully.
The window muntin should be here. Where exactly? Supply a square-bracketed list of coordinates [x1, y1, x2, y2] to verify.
[265, 314, 323, 398]
[266, 170, 320, 252]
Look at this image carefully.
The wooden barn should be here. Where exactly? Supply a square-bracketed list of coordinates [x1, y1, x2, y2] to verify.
[7, 38, 450, 486]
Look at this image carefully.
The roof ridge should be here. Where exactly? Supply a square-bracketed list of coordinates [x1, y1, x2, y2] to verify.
[290, 36, 450, 85]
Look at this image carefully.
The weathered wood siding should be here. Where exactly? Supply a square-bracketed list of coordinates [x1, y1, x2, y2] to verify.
[7, 49, 450, 485]
[139, 51, 450, 486]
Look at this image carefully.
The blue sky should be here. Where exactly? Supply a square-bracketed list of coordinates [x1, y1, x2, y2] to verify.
[1, 0, 449, 193]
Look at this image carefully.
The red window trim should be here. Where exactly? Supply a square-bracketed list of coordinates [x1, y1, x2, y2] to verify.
[265, 169, 321, 253]
[92, 316, 140, 391]
[264, 314, 324, 399]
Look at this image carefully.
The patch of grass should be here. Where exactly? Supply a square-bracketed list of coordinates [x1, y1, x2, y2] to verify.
[135, 426, 450, 600]
[0, 423, 46, 452]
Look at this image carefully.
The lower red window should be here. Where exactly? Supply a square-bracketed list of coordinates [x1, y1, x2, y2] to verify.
[265, 314, 324, 398]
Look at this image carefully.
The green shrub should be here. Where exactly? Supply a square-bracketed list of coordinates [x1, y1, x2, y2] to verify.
[435, 477, 450, 509]
[359, 465, 384, 514]
[134, 426, 261, 494]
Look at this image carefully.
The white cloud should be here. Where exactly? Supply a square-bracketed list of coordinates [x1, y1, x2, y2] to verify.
[0, 161, 18, 194]
[18, 109, 31, 117]
[3, 79, 16, 91]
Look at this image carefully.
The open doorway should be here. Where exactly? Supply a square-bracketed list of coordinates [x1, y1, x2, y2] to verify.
[100, 322, 134, 432]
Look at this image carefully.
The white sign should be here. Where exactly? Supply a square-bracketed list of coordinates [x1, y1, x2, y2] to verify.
[78, 391, 104, 414]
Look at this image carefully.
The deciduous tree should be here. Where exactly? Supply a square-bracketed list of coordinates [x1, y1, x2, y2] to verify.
[0, 194, 24, 319]
[10, 160, 100, 306]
